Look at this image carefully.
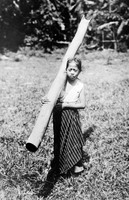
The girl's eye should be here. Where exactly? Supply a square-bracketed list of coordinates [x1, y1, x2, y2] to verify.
[70, 69, 76, 72]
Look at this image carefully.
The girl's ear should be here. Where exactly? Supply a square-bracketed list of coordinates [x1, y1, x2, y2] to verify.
[77, 71, 81, 77]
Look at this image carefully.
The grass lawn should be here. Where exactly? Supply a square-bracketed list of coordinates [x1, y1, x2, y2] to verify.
[0, 48, 129, 200]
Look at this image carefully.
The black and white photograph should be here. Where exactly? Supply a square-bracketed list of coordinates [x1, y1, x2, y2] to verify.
[0, 0, 129, 199]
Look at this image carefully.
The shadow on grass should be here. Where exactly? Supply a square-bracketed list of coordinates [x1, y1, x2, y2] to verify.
[22, 171, 58, 198]
[37, 169, 59, 198]
[82, 125, 97, 164]
[83, 125, 96, 142]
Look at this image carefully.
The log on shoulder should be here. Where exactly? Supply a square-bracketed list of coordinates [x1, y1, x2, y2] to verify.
[26, 17, 90, 152]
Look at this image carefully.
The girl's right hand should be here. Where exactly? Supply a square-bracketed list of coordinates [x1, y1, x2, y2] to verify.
[41, 96, 50, 104]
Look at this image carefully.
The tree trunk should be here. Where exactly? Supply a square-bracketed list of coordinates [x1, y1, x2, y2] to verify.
[26, 17, 90, 152]
[108, 0, 111, 13]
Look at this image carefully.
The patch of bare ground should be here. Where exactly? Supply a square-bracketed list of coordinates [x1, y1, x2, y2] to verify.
[0, 49, 129, 200]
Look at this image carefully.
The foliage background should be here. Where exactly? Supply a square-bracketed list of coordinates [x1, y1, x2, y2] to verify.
[0, 0, 129, 52]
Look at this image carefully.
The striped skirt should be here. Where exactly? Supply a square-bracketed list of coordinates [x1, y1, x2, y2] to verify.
[53, 107, 84, 174]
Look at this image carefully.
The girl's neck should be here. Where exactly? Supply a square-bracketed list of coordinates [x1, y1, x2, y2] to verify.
[67, 77, 78, 85]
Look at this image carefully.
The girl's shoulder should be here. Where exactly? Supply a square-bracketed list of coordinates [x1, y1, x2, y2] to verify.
[73, 79, 84, 93]
[76, 79, 84, 87]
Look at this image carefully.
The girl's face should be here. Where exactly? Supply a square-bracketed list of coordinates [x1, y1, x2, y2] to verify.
[66, 61, 80, 81]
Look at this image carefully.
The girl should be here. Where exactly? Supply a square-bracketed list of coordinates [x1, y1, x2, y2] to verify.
[42, 57, 85, 178]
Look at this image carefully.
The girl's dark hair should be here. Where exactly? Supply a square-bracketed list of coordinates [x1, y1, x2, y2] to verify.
[66, 58, 82, 71]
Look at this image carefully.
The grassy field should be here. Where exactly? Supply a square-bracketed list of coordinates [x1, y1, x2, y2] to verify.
[0, 48, 129, 200]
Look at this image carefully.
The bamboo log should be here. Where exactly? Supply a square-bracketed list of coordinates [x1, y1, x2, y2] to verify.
[26, 17, 90, 152]
[117, 21, 125, 36]
[117, 19, 129, 36]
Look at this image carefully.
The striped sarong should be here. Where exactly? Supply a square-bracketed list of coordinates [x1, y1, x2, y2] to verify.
[53, 107, 84, 174]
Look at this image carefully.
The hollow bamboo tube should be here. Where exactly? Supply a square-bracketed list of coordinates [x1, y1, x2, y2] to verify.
[26, 17, 90, 152]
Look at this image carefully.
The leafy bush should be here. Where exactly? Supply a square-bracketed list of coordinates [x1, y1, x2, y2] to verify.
[0, 0, 129, 52]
